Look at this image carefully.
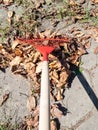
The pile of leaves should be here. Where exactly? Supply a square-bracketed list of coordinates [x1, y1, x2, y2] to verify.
[0, 29, 87, 129]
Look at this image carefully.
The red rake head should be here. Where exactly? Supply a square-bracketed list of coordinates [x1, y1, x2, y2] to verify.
[17, 37, 70, 61]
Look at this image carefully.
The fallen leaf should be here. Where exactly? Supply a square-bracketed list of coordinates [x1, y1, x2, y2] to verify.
[54, 108, 63, 118]
[26, 118, 34, 130]
[36, 62, 43, 73]
[33, 115, 39, 127]
[51, 75, 59, 84]
[74, 31, 84, 37]
[94, 46, 98, 54]
[49, 61, 61, 69]
[33, 52, 40, 63]
[3, 0, 13, 5]
[14, 48, 23, 56]
[75, 15, 83, 20]
[56, 89, 63, 101]
[10, 56, 23, 66]
[69, 53, 79, 64]
[24, 62, 35, 71]
[92, 0, 98, 3]
[52, 70, 58, 79]
[69, 0, 77, 5]
[33, 106, 39, 115]
[41, 29, 51, 38]
[8, 10, 13, 18]
[33, 0, 45, 8]
[51, 104, 63, 118]
[77, 47, 86, 56]
[56, 82, 64, 88]
[27, 95, 36, 111]
[84, 42, 91, 49]
[60, 71, 68, 83]
[7, 18, 12, 25]
[50, 120, 57, 130]
[0, 93, 10, 107]
[48, 54, 57, 60]
[0, 44, 3, 51]
[11, 40, 20, 50]
[79, 0, 85, 4]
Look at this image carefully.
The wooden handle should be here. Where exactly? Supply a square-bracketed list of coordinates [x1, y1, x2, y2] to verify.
[39, 61, 50, 130]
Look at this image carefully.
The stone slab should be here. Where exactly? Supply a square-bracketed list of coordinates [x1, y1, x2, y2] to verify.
[0, 68, 30, 123]
[60, 75, 96, 129]
[77, 112, 98, 130]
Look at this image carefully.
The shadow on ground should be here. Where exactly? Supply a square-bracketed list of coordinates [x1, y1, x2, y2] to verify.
[68, 63, 98, 110]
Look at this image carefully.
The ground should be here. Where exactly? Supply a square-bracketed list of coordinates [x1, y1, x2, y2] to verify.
[0, 0, 98, 130]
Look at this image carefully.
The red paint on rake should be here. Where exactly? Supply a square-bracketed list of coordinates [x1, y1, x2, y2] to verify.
[17, 37, 70, 61]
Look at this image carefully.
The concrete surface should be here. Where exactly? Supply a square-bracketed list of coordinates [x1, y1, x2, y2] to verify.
[77, 112, 98, 130]
[0, 68, 30, 124]
[0, 2, 98, 130]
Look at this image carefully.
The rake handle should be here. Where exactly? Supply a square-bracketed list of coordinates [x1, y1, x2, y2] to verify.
[39, 61, 50, 130]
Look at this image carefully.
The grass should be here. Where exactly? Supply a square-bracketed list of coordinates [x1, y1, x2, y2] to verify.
[0, 121, 26, 130]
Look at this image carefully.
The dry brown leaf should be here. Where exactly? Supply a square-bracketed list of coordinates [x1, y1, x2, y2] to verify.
[0, 93, 10, 107]
[53, 107, 63, 118]
[92, 0, 98, 3]
[14, 15, 20, 22]
[75, 15, 83, 20]
[52, 70, 58, 79]
[7, 18, 12, 25]
[56, 82, 64, 88]
[94, 46, 98, 54]
[69, 0, 77, 5]
[36, 62, 43, 73]
[33, 52, 40, 63]
[51, 104, 63, 118]
[60, 71, 68, 83]
[24, 62, 35, 71]
[79, 0, 85, 4]
[33, 115, 39, 127]
[84, 42, 91, 49]
[74, 31, 84, 37]
[69, 54, 79, 64]
[42, 29, 51, 38]
[77, 47, 86, 56]
[0, 44, 3, 51]
[27, 95, 36, 111]
[8, 10, 13, 18]
[14, 48, 23, 56]
[26, 118, 34, 129]
[33, 0, 45, 8]
[3, 0, 13, 5]
[11, 40, 19, 50]
[50, 120, 57, 130]
[64, 43, 69, 52]
[56, 89, 63, 101]
[51, 75, 59, 84]
[49, 61, 61, 69]
[49, 54, 57, 60]
[33, 106, 39, 115]
[10, 56, 23, 66]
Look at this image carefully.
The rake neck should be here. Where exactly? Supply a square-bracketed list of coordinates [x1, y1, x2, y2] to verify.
[43, 52, 48, 61]
[36, 46, 54, 61]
